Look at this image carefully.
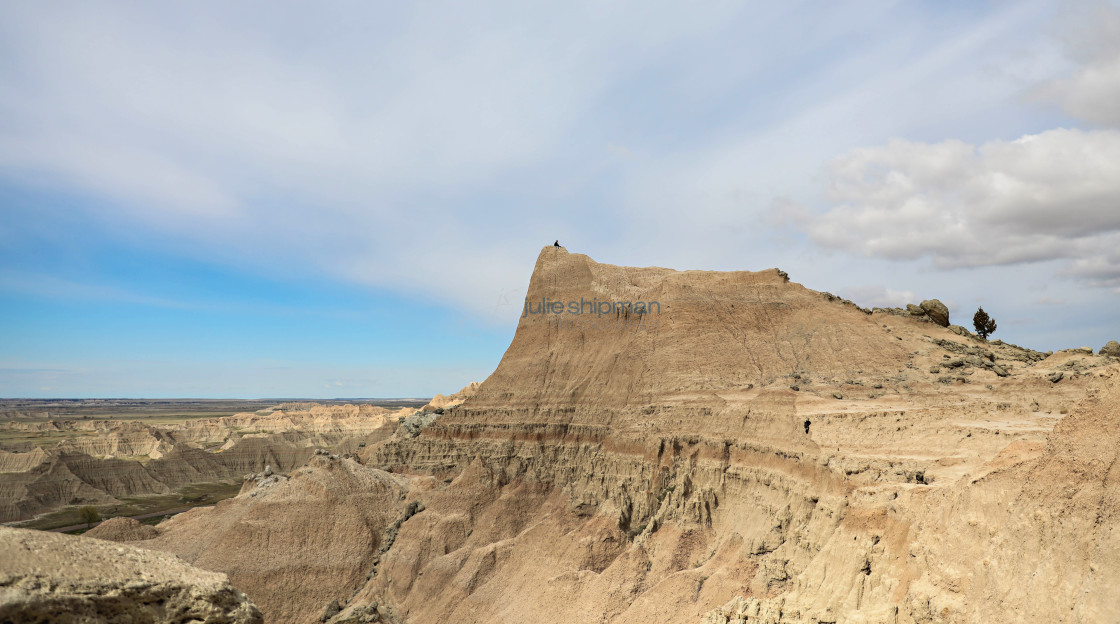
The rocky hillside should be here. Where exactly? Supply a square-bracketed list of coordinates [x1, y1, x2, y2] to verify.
[103, 247, 1119, 623]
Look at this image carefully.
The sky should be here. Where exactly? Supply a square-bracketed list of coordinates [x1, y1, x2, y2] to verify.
[1, 0, 1118, 398]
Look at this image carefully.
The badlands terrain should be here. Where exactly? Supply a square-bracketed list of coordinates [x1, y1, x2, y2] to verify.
[0, 400, 424, 526]
[3, 246, 1119, 623]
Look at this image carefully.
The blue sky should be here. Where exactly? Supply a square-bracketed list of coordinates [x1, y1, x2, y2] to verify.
[1, 1, 1118, 398]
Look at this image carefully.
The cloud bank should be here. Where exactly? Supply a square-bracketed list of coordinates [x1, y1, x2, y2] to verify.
[808, 2, 1120, 293]
[809, 129, 1120, 289]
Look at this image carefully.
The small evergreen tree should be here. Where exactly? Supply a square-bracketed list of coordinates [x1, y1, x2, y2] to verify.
[973, 307, 997, 340]
[79, 506, 100, 528]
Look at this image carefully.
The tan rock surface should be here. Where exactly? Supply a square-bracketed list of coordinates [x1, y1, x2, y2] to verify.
[0, 526, 261, 623]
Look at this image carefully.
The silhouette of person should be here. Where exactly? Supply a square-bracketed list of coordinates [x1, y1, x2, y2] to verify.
[803, 419, 811, 435]
[554, 240, 560, 247]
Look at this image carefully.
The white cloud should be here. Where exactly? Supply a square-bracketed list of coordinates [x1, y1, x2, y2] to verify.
[1041, 1, 1120, 127]
[808, 128, 1120, 288]
[838, 285, 918, 309]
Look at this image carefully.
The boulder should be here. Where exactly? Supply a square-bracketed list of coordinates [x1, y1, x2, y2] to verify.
[906, 304, 925, 316]
[920, 299, 950, 327]
[1100, 341, 1120, 358]
[948, 325, 970, 337]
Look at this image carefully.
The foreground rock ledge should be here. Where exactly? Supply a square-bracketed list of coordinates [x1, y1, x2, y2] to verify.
[0, 526, 262, 624]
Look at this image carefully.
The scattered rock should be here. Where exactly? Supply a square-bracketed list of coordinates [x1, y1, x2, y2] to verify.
[929, 366, 941, 374]
[832, 392, 843, 400]
[1100, 341, 1120, 358]
[948, 324, 970, 336]
[1049, 372, 1064, 383]
[992, 365, 1009, 378]
[920, 299, 950, 327]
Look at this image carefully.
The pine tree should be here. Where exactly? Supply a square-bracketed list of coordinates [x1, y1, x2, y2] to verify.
[973, 307, 997, 340]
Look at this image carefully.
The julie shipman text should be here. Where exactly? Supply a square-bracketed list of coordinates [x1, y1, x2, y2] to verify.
[522, 297, 660, 317]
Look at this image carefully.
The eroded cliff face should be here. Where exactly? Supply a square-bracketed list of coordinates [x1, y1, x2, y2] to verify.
[116, 247, 1118, 623]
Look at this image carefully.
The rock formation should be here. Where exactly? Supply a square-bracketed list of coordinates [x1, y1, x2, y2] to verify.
[29, 247, 1119, 623]
[422, 382, 480, 412]
[0, 526, 261, 623]
[1101, 340, 1120, 357]
[918, 299, 950, 327]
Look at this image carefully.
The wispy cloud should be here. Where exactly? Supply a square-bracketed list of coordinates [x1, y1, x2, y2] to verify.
[0, 270, 196, 308]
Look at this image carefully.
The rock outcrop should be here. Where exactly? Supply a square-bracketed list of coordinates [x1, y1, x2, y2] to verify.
[0, 526, 261, 623]
[422, 382, 480, 412]
[919, 299, 950, 327]
[1101, 340, 1120, 357]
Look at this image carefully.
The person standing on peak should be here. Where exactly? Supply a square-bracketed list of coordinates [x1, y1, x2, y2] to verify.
[554, 240, 560, 247]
